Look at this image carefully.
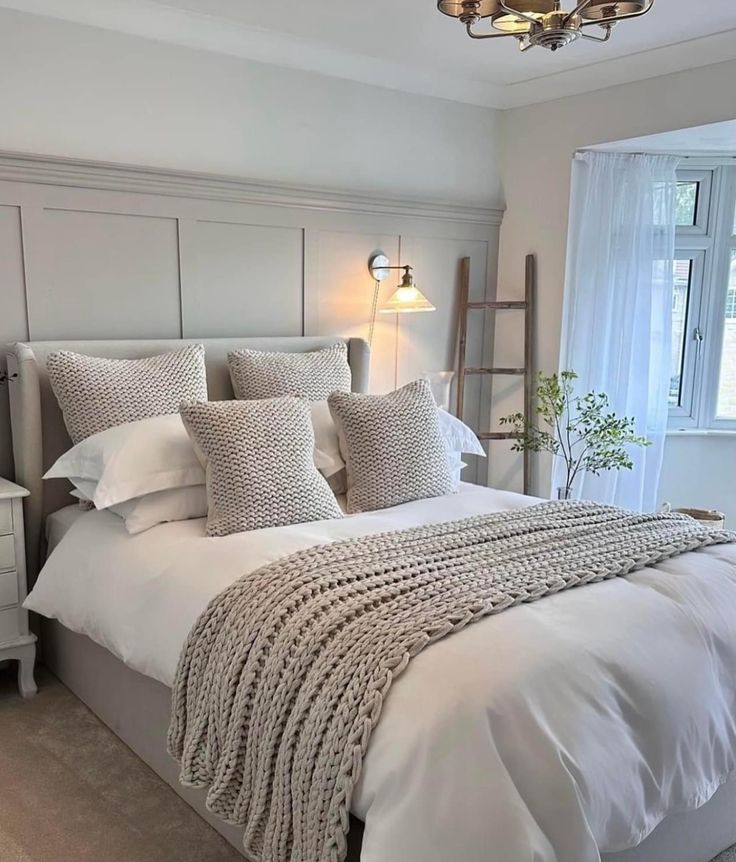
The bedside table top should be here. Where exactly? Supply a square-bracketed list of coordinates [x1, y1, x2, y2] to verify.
[0, 477, 30, 499]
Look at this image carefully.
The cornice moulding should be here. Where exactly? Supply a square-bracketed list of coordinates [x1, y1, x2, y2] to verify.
[0, 151, 505, 227]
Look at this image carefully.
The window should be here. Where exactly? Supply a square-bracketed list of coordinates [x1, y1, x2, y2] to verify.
[675, 181, 699, 226]
[716, 251, 736, 419]
[669, 259, 693, 407]
[669, 165, 736, 430]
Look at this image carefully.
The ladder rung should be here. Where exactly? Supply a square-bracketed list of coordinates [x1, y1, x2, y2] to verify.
[477, 432, 522, 441]
[465, 301, 527, 310]
[463, 367, 526, 376]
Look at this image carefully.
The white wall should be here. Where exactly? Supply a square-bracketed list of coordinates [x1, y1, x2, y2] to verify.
[0, 8, 501, 207]
[496, 59, 736, 519]
[659, 435, 736, 526]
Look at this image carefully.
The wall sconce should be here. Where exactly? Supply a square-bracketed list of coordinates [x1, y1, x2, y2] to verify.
[367, 252, 435, 345]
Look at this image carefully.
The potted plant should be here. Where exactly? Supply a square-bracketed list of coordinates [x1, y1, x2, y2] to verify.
[500, 370, 649, 500]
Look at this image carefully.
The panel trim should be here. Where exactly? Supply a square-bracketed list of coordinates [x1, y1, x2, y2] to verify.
[15, 205, 31, 342]
[0, 151, 504, 227]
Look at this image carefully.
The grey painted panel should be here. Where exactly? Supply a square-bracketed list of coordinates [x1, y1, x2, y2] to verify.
[26, 209, 180, 340]
[0, 206, 28, 480]
[181, 221, 303, 338]
[398, 236, 490, 483]
[0, 206, 27, 344]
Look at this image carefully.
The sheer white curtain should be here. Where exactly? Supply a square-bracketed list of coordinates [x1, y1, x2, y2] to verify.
[553, 151, 680, 511]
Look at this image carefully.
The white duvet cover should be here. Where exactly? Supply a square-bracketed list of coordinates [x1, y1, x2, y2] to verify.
[26, 484, 736, 862]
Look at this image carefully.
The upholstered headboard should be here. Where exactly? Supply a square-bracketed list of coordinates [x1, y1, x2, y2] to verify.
[6, 336, 370, 581]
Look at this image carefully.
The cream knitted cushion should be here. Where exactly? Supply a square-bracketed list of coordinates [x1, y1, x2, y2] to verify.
[47, 345, 207, 444]
[328, 379, 455, 513]
[227, 343, 351, 401]
[179, 398, 343, 537]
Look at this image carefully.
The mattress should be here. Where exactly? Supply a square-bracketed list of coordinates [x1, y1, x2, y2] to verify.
[26, 485, 736, 862]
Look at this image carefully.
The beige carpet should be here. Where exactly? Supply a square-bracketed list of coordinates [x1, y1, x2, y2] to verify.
[0, 665, 242, 862]
[0, 664, 734, 862]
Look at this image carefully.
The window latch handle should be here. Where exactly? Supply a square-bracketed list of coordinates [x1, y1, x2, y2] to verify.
[693, 327, 704, 359]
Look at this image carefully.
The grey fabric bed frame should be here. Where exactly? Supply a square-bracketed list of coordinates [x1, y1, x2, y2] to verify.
[7, 337, 736, 862]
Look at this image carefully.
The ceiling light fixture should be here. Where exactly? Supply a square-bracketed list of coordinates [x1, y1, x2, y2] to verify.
[437, 0, 654, 52]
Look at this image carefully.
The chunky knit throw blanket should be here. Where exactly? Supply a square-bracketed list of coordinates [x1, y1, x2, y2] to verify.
[167, 501, 735, 862]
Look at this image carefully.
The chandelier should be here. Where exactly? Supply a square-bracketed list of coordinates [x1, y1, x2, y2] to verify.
[437, 0, 655, 52]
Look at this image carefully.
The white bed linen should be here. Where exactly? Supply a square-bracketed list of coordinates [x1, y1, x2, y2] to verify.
[26, 485, 736, 862]
[44, 503, 87, 551]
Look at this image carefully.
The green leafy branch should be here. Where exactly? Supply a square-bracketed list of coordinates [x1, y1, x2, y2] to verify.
[500, 371, 649, 498]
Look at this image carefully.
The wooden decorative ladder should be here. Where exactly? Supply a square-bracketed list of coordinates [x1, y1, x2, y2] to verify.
[456, 254, 535, 494]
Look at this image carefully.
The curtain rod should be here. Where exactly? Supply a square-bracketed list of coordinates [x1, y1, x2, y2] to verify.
[577, 148, 736, 160]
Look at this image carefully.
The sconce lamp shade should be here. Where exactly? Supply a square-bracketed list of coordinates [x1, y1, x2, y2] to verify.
[379, 284, 436, 314]
[378, 263, 436, 314]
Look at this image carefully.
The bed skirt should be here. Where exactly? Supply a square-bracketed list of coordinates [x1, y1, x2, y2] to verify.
[41, 618, 736, 862]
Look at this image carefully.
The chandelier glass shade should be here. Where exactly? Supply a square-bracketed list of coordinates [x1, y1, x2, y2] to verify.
[492, 0, 554, 32]
[437, 0, 655, 52]
[579, 0, 648, 17]
[437, 0, 497, 18]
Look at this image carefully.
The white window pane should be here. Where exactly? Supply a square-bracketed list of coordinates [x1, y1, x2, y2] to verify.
[675, 182, 699, 227]
[670, 259, 693, 407]
[716, 252, 736, 419]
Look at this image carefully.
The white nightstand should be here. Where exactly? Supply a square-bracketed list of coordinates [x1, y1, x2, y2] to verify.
[0, 478, 36, 697]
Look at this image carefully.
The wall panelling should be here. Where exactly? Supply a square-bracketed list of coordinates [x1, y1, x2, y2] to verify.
[26, 208, 181, 340]
[180, 221, 304, 338]
[0, 151, 503, 485]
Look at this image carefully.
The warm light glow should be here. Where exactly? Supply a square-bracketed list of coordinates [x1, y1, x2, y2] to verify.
[378, 286, 436, 314]
[491, 12, 537, 31]
[492, 0, 553, 32]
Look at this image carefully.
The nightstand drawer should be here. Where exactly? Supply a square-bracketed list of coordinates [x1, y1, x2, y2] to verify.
[0, 534, 14, 572]
[0, 500, 12, 536]
[0, 606, 20, 645]
[0, 571, 18, 608]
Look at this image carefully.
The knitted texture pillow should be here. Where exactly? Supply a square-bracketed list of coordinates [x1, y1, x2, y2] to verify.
[47, 345, 207, 444]
[227, 343, 351, 401]
[327, 379, 455, 514]
[179, 398, 343, 537]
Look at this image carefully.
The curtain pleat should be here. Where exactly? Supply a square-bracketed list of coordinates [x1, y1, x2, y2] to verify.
[553, 151, 680, 511]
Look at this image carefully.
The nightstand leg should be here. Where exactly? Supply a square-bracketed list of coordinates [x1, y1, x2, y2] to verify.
[17, 645, 37, 698]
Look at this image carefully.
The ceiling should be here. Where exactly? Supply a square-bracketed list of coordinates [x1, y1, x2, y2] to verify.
[4, 0, 736, 108]
[591, 119, 736, 156]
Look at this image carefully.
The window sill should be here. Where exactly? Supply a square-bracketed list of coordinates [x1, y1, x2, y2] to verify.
[667, 429, 736, 438]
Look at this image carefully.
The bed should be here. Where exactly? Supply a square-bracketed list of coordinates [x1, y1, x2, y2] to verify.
[7, 337, 736, 862]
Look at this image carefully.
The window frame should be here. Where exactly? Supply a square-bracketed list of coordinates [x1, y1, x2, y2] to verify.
[669, 163, 736, 432]
[668, 251, 706, 424]
[675, 169, 713, 235]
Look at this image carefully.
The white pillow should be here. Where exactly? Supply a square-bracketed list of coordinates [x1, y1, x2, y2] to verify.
[44, 413, 205, 509]
[436, 409, 486, 457]
[71, 479, 207, 535]
[446, 451, 469, 482]
[311, 401, 344, 479]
